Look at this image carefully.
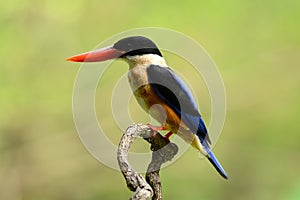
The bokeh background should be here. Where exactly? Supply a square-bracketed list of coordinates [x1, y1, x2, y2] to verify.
[1, 0, 300, 199]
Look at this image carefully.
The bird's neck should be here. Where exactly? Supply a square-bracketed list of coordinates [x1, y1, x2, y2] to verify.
[124, 54, 167, 69]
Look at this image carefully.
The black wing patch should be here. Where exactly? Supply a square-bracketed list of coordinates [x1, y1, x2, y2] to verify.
[146, 65, 210, 143]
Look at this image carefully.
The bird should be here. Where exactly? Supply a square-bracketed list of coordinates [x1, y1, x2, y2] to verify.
[66, 36, 228, 179]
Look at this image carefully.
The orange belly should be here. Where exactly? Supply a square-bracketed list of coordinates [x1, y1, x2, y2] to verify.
[134, 84, 182, 130]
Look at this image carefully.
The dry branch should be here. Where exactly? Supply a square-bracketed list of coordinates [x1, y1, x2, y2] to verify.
[117, 124, 178, 200]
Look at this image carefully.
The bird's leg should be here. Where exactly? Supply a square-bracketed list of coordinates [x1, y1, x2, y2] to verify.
[146, 124, 166, 137]
[164, 131, 173, 140]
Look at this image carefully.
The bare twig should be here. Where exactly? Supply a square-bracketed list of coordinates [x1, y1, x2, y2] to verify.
[117, 124, 178, 200]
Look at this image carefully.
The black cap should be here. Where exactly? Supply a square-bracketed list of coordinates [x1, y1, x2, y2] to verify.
[113, 36, 162, 57]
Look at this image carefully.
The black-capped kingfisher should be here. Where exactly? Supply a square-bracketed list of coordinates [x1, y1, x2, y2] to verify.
[67, 36, 228, 179]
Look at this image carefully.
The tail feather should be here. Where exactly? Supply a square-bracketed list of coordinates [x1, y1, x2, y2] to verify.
[199, 138, 228, 179]
[206, 150, 229, 180]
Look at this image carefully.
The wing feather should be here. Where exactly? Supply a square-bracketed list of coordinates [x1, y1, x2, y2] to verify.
[146, 65, 210, 143]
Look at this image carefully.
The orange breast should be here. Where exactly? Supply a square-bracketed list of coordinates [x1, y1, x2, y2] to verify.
[134, 84, 189, 132]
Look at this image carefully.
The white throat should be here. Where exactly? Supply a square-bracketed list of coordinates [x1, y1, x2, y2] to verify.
[124, 54, 167, 69]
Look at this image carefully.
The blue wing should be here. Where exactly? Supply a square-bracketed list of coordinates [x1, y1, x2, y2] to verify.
[147, 65, 229, 179]
[146, 64, 210, 144]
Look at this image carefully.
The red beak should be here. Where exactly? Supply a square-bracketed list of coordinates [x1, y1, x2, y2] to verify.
[66, 46, 125, 62]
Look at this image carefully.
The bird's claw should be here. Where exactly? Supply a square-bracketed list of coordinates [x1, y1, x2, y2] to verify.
[146, 124, 166, 137]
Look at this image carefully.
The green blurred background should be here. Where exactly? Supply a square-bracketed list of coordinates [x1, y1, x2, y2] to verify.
[1, 0, 300, 199]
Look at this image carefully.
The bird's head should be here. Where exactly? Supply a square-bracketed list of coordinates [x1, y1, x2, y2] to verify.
[66, 36, 163, 64]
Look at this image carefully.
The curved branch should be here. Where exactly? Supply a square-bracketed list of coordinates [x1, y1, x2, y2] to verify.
[117, 124, 178, 200]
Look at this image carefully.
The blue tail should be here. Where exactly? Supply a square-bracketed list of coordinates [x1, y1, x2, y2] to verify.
[206, 149, 228, 179]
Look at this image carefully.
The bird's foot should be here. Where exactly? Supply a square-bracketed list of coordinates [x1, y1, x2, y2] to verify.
[164, 131, 173, 140]
[146, 124, 166, 137]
